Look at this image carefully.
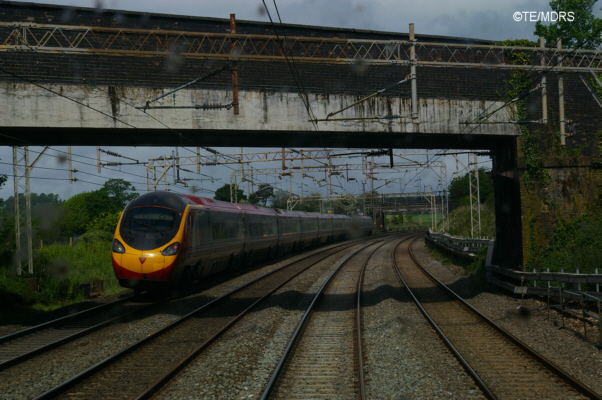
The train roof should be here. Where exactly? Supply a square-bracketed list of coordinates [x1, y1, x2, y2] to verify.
[128, 191, 193, 213]
[274, 209, 301, 217]
[138, 192, 359, 219]
[236, 203, 278, 216]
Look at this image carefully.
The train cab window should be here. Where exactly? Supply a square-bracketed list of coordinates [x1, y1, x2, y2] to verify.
[125, 207, 178, 233]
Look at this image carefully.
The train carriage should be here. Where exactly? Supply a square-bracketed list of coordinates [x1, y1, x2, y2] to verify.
[297, 211, 319, 249]
[112, 191, 372, 292]
[237, 203, 278, 262]
[275, 209, 302, 254]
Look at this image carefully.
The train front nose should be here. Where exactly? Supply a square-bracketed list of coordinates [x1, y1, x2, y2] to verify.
[138, 251, 168, 280]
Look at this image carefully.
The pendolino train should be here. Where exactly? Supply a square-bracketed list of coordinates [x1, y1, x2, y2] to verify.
[112, 191, 372, 292]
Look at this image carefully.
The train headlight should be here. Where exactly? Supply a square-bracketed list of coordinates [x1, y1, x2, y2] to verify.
[162, 242, 180, 256]
[112, 239, 126, 254]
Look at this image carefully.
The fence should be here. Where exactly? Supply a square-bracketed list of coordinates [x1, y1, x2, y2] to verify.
[425, 231, 601, 342]
[425, 230, 491, 260]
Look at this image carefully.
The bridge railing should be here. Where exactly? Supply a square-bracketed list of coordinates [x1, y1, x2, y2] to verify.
[1, 22, 601, 71]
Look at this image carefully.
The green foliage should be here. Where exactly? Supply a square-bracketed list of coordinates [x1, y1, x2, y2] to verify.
[248, 184, 274, 206]
[387, 213, 443, 228]
[498, 39, 553, 188]
[466, 247, 489, 276]
[32, 235, 124, 304]
[1, 231, 123, 308]
[100, 178, 138, 211]
[295, 192, 322, 212]
[521, 130, 553, 188]
[534, 0, 602, 50]
[214, 184, 247, 202]
[60, 192, 93, 235]
[270, 189, 291, 209]
[447, 202, 496, 238]
[332, 195, 359, 215]
[0, 268, 39, 306]
[526, 210, 602, 276]
[448, 168, 494, 209]
[59, 179, 137, 237]
[87, 211, 122, 234]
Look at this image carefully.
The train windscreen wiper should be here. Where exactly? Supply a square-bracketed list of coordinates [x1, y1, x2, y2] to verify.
[133, 220, 165, 237]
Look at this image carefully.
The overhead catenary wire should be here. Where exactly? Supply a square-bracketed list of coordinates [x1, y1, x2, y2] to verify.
[262, 0, 320, 133]
[398, 33, 600, 191]
[0, 24, 246, 173]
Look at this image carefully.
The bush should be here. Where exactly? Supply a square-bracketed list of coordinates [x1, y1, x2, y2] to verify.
[448, 201, 496, 237]
[87, 211, 121, 234]
[78, 230, 113, 244]
[30, 234, 124, 305]
[0, 268, 40, 306]
[529, 210, 602, 274]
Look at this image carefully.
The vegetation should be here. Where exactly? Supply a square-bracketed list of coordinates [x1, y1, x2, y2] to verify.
[248, 184, 274, 206]
[386, 213, 443, 229]
[526, 209, 602, 276]
[214, 184, 246, 202]
[447, 202, 496, 238]
[534, 0, 602, 50]
[0, 179, 138, 310]
[448, 168, 494, 208]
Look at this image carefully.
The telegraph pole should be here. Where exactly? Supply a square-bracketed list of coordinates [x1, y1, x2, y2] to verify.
[12, 146, 49, 275]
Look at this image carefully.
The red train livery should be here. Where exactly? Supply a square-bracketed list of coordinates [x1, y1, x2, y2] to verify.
[112, 191, 372, 292]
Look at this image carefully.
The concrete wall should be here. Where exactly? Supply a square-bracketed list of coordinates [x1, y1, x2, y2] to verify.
[0, 82, 519, 136]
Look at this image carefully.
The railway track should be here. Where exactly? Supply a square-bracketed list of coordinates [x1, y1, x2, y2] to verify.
[0, 292, 161, 370]
[260, 234, 409, 399]
[33, 235, 388, 400]
[394, 236, 602, 400]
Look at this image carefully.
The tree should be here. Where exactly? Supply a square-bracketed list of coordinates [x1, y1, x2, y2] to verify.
[534, 0, 602, 50]
[296, 192, 322, 212]
[100, 178, 138, 212]
[248, 184, 274, 206]
[271, 190, 291, 209]
[214, 184, 246, 202]
[448, 168, 494, 209]
[332, 194, 356, 215]
[60, 192, 92, 235]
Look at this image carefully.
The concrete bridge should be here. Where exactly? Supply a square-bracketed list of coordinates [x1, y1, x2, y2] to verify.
[1, 1, 601, 269]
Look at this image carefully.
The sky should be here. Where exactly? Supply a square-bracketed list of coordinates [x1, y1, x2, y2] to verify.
[1, 0, 600, 202]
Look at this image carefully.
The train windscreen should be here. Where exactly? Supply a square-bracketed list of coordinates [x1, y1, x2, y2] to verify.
[120, 206, 182, 250]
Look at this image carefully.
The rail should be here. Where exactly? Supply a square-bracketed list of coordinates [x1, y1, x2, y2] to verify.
[425, 231, 602, 304]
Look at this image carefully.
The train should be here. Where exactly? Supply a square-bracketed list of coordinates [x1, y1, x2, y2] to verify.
[111, 191, 372, 292]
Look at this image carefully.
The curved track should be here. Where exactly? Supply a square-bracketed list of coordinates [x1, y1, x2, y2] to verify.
[393, 236, 601, 400]
[33, 235, 384, 400]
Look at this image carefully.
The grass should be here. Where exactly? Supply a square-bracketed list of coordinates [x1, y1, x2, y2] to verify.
[0, 230, 127, 316]
[425, 240, 488, 284]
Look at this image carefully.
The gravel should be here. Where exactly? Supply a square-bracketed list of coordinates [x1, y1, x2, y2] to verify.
[361, 239, 484, 400]
[0, 242, 354, 400]
[413, 239, 602, 397]
[3, 235, 600, 399]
